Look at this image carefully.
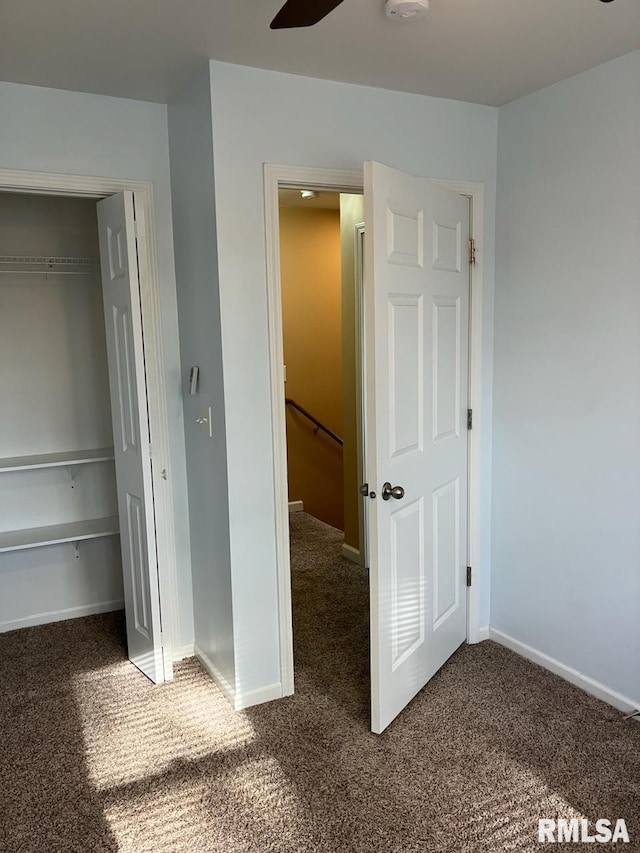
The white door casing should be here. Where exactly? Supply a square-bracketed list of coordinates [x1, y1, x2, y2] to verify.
[365, 161, 469, 733]
[97, 191, 165, 683]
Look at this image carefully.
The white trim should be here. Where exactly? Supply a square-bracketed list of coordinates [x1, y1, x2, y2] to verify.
[472, 626, 490, 643]
[264, 164, 487, 695]
[288, 500, 304, 513]
[489, 628, 640, 714]
[235, 682, 283, 710]
[194, 644, 236, 706]
[265, 165, 363, 698]
[430, 179, 485, 645]
[0, 168, 180, 681]
[0, 599, 124, 633]
[354, 221, 369, 568]
[195, 643, 282, 710]
[174, 643, 195, 661]
[342, 543, 365, 566]
[266, 164, 364, 195]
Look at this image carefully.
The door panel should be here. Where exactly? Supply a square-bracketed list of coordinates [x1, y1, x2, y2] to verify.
[97, 191, 165, 684]
[390, 497, 424, 669]
[433, 477, 460, 628]
[433, 296, 460, 440]
[112, 304, 141, 451]
[365, 162, 469, 733]
[389, 294, 423, 457]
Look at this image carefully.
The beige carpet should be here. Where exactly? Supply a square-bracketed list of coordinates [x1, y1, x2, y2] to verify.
[1, 511, 638, 853]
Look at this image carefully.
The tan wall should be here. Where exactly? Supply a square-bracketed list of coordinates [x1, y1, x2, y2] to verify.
[280, 206, 344, 531]
[340, 194, 365, 553]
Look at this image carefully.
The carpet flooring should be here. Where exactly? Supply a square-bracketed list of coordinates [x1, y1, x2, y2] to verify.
[1, 511, 638, 852]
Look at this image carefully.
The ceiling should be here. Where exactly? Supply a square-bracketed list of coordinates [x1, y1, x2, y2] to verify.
[0, 0, 638, 106]
[279, 190, 341, 210]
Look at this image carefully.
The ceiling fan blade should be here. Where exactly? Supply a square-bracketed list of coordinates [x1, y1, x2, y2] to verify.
[270, 0, 346, 29]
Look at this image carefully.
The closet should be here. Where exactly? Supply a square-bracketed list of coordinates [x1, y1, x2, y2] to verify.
[0, 193, 123, 633]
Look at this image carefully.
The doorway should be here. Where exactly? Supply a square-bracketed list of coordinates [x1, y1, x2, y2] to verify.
[265, 163, 486, 732]
[0, 174, 178, 683]
[278, 189, 366, 550]
[278, 186, 368, 715]
[279, 189, 346, 533]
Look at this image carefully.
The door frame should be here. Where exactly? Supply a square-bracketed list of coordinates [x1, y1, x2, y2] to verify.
[0, 167, 180, 681]
[264, 163, 486, 695]
[353, 220, 368, 569]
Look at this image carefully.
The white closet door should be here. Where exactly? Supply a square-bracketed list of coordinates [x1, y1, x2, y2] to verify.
[97, 191, 165, 684]
[365, 161, 469, 733]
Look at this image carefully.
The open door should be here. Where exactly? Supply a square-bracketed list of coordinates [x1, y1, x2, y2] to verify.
[97, 191, 165, 684]
[365, 162, 469, 733]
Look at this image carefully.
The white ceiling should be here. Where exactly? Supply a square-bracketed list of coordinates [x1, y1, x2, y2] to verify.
[1, 0, 638, 106]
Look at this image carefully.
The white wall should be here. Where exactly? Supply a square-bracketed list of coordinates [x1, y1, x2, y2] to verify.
[0, 81, 194, 649]
[492, 51, 640, 705]
[168, 67, 235, 690]
[208, 61, 498, 696]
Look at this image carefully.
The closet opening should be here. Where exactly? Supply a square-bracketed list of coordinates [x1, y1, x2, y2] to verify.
[0, 189, 165, 682]
[277, 187, 368, 718]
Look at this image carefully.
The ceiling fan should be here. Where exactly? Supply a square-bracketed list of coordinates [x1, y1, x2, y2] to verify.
[270, 0, 345, 29]
[270, 0, 615, 29]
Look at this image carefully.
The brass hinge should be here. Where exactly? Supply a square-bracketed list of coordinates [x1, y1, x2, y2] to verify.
[468, 238, 476, 265]
[467, 409, 473, 430]
[466, 566, 472, 587]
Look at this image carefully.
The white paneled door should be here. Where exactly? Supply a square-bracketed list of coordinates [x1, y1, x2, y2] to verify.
[97, 192, 165, 684]
[365, 162, 469, 733]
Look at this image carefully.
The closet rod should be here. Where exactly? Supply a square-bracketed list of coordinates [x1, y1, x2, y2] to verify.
[0, 256, 100, 276]
[0, 270, 100, 276]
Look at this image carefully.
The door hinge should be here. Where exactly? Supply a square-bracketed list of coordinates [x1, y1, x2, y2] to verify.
[468, 238, 476, 265]
[466, 566, 472, 587]
[467, 409, 473, 430]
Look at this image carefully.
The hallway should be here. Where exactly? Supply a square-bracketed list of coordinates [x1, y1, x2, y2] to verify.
[289, 511, 370, 723]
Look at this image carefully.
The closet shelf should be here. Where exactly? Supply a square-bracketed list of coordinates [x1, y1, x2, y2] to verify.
[0, 448, 115, 473]
[0, 517, 120, 553]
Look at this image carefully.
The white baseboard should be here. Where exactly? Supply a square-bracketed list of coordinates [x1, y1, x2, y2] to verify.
[235, 682, 283, 710]
[174, 643, 195, 662]
[470, 625, 490, 643]
[0, 599, 124, 633]
[194, 644, 282, 710]
[288, 500, 304, 513]
[489, 627, 639, 715]
[194, 643, 236, 707]
[341, 543, 365, 566]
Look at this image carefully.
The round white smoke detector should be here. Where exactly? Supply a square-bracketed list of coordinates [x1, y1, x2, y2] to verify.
[385, 0, 429, 20]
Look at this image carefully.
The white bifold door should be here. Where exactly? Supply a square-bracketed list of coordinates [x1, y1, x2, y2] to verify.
[365, 162, 470, 733]
[96, 192, 165, 684]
